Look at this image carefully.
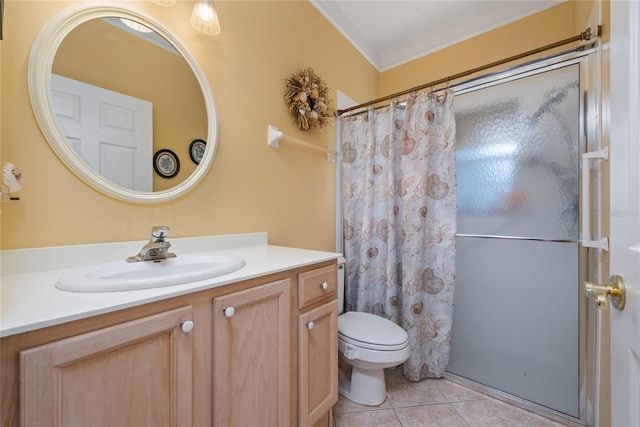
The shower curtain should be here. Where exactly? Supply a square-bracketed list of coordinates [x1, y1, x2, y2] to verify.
[341, 91, 457, 381]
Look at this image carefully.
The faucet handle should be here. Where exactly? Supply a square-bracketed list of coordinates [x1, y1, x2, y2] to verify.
[151, 226, 170, 241]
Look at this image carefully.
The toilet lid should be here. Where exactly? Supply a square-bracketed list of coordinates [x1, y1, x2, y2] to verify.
[338, 311, 408, 348]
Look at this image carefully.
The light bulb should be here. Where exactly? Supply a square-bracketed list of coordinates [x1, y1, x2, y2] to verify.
[191, 0, 221, 36]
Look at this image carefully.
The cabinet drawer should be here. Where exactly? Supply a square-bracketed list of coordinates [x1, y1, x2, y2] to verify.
[298, 264, 337, 310]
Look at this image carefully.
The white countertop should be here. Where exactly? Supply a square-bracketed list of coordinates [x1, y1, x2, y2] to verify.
[0, 233, 341, 338]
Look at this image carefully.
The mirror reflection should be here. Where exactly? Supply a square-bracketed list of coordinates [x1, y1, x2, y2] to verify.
[51, 17, 208, 192]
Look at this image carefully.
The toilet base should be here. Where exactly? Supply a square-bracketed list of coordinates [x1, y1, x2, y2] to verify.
[338, 366, 387, 406]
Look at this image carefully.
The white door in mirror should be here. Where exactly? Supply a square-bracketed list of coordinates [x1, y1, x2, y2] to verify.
[51, 74, 153, 191]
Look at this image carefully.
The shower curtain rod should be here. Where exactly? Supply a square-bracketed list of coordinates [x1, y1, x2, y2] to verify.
[336, 26, 600, 116]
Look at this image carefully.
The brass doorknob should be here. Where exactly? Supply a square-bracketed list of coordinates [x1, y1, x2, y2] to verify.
[584, 275, 626, 310]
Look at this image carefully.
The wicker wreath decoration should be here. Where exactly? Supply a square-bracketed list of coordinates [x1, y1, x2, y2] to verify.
[284, 67, 333, 131]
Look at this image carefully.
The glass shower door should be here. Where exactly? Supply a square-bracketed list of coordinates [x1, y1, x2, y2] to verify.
[448, 61, 584, 418]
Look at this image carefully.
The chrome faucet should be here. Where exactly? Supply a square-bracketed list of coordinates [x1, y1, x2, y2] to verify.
[126, 226, 177, 263]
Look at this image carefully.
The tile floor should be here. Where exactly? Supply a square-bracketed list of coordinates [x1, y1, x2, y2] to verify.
[333, 368, 570, 427]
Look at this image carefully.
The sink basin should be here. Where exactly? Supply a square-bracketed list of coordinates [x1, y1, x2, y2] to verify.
[56, 254, 246, 292]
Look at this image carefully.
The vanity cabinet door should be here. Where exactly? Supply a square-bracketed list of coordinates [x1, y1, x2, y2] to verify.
[213, 278, 291, 426]
[299, 300, 338, 427]
[20, 306, 194, 427]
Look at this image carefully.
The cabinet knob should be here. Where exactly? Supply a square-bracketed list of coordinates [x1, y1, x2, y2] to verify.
[305, 321, 314, 330]
[223, 307, 235, 318]
[180, 320, 194, 333]
[319, 282, 329, 290]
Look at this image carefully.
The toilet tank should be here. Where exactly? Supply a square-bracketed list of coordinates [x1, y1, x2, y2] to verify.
[338, 257, 346, 314]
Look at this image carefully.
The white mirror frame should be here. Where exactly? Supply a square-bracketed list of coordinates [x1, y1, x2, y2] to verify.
[28, 2, 218, 204]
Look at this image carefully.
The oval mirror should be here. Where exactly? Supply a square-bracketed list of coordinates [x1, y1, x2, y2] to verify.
[28, 3, 218, 203]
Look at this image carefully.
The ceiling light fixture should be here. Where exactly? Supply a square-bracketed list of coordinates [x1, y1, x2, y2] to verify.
[190, 0, 221, 36]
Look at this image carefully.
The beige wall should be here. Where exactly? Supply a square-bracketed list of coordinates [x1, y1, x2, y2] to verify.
[0, 1, 605, 256]
[0, 0, 378, 250]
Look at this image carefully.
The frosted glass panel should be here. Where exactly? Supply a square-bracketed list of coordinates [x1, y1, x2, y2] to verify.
[449, 237, 579, 417]
[456, 64, 579, 240]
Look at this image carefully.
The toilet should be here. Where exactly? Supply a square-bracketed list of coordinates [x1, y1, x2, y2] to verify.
[337, 258, 411, 406]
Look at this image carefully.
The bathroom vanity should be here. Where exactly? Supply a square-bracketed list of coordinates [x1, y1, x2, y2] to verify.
[0, 233, 339, 427]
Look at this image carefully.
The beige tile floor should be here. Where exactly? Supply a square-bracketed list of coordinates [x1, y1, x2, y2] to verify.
[333, 368, 570, 427]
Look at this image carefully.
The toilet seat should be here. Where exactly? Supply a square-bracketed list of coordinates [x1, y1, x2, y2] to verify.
[338, 333, 409, 351]
[338, 311, 409, 351]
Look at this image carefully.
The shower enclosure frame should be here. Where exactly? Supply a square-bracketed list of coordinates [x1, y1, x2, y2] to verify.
[336, 47, 601, 427]
[446, 48, 599, 427]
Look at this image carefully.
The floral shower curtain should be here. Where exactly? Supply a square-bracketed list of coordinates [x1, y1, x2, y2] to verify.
[341, 91, 457, 381]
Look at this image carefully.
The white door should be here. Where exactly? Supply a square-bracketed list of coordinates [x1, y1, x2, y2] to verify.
[51, 74, 153, 191]
[609, 1, 640, 426]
